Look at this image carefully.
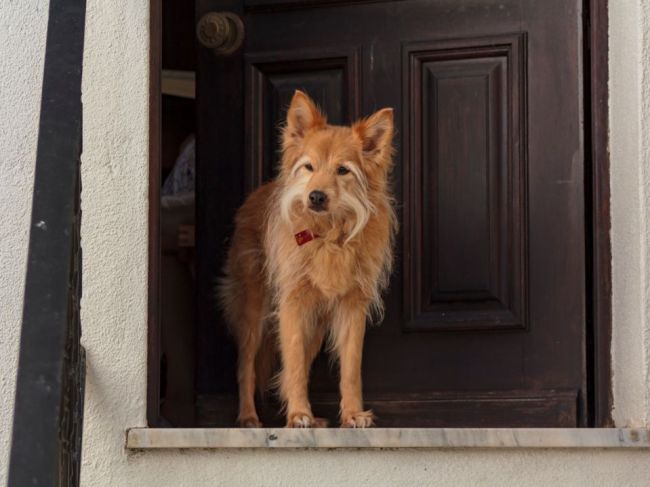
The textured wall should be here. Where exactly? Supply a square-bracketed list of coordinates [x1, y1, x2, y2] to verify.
[610, 0, 650, 427]
[0, 1, 49, 484]
[79, 1, 151, 483]
[92, 449, 650, 486]
[642, 0, 650, 429]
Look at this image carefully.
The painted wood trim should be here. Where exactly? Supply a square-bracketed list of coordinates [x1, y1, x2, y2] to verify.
[147, 0, 163, 427]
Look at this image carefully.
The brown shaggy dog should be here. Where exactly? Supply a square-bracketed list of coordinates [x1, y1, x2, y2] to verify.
[219, 91, 396, 428]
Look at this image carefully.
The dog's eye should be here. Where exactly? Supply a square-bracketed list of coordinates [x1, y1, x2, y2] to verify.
[337, 166, 350, 175]
[304, 163, 314, 172]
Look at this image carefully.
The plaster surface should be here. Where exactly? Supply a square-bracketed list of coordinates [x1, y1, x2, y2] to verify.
[109, 449, 650, 486]
[640, 0, 650, 429]
[79, 0, 151, 484]
[0, 1, 50, 484]
[610, 0, 650, 426]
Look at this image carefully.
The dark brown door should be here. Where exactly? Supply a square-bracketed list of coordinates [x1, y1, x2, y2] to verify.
[196, 0, 586, 427]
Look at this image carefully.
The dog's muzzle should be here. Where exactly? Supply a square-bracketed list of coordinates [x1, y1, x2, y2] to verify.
[308, 190, 328, 212]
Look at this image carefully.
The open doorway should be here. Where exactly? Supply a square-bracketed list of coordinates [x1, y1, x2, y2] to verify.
[150, 0, 611, 428]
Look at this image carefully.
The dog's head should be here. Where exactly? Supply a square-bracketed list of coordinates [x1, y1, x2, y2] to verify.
[278, 90, 394, 242]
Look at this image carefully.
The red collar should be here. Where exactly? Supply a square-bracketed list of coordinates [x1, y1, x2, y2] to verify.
[294, 229, 320, 246]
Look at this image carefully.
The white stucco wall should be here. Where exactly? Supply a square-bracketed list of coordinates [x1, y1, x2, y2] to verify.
[641, 0, 650, 428]
[0, 1, 49, 484]
[1, 0, 650, 486]
[610, 0, 650, 427]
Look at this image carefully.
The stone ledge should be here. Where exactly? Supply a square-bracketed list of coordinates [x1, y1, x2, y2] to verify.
[126, 428, 650, 449]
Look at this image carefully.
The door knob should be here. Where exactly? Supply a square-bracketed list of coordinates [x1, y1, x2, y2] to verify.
[196, 12, 244, 56]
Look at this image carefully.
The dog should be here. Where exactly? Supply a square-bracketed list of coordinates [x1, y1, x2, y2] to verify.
[219, 90, 397, 428]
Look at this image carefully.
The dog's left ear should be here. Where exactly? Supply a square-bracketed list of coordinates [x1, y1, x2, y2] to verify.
[283, 91, 326, 146]
[353, 108, 394, 167]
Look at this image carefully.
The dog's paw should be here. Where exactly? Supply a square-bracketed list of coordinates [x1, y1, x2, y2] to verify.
[238, 416, 263, 428]
[287, 413, 313, 428]
[286, 412, 328, 428]
[340, 410, 375, 428]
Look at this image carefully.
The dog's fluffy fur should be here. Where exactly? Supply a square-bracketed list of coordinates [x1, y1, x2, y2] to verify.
[219, 91, 396, 428]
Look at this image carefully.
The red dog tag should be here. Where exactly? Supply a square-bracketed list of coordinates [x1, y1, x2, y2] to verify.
[295, 229, 316, 246]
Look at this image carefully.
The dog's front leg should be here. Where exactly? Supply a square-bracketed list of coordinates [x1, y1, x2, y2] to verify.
[334, 296, 374, 428]
[278, 297, 317, 428]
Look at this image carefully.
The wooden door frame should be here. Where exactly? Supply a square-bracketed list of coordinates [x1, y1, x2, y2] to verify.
[148, 0, 162, 426]
[146, 0, 612, 427]
[586, 0, 612, 427]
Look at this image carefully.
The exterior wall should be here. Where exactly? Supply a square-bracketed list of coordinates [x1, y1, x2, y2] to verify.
[1, 0, 650, 486]
[610, 0, 650, 426]
[83, 450, 650, 486]
[0, 1, 49, 483]
[642, 0, 650, 428]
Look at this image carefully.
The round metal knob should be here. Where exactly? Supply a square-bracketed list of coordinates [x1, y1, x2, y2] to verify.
[196, 12, 244, 56]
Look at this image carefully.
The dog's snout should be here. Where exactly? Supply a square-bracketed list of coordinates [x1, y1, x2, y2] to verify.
[309, 190, 328, 208]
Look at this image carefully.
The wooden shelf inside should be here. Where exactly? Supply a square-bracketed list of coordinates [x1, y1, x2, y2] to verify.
[161, 70, 195, 99]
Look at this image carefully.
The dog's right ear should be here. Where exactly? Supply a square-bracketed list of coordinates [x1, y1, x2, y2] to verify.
[353, 108, 394, 169]
[282, 91, 326, 149]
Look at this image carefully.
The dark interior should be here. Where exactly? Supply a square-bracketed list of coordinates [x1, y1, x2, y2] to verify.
[159, 0, 197, 426]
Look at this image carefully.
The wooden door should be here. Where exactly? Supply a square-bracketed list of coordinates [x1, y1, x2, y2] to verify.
[196, 0, 587, 427]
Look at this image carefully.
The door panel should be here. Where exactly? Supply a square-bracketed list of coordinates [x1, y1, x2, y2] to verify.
[197, 0, 586, 426]
[403, 34, 527, 332]
[245, 48, 360, 189]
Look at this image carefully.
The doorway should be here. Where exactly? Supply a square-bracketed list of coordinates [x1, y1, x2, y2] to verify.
[150, 0, 611, 428]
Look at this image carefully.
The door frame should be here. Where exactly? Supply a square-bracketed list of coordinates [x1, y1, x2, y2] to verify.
[148, 0, 162, 426]
[586, 0, 612, 428]
[146, 0, 612, 427]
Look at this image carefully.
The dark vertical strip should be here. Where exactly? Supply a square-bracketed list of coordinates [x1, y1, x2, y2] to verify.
[582, 0, 595, 427]
[587, 0, 613, 427]
[584, 0, 612, 427]
[8, 0, 87, 485]
[147, 0, 163, 427]
[195, 0, 244, 395]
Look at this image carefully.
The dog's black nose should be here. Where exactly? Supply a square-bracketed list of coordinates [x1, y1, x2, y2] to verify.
[309, 190, 328, 208]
